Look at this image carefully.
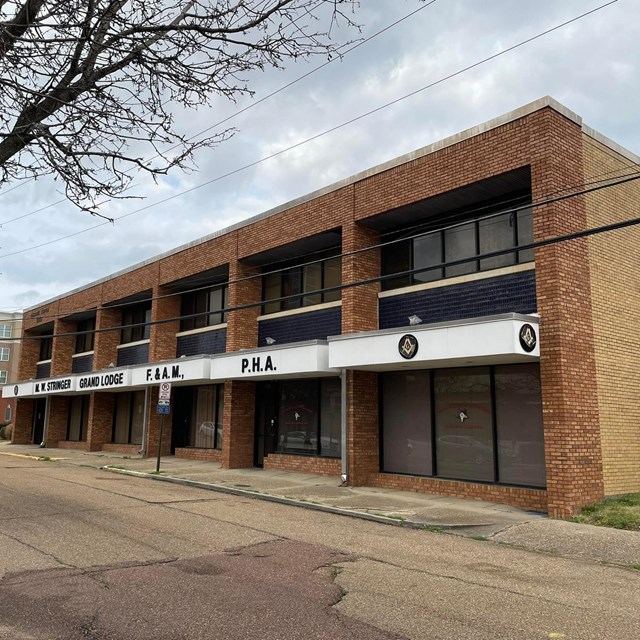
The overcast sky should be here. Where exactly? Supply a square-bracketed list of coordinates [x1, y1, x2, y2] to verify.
[0, 0, 638, 312]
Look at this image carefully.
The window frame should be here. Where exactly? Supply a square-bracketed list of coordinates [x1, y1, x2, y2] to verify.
[75, 317, 96, 353]
[381, 199, 533, 291]
[38, 332, 53, 361]
[179, 285, 228, 332]
[0, 370, 7, 384]
[0, 324, 12, 339]
[0, 347, 9, 361]
[120, 302, 152, 344]
[261, 251, 342, 315]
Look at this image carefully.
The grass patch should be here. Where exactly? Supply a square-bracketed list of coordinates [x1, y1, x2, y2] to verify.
[630, 564, 640, 571]
[470, 535, 488, 541]
[421, 524, 446, 534]
[570, 493, 640, 530]
[37, 456, 52, 462]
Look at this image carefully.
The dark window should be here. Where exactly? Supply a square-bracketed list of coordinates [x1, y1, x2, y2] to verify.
[180, 286, 228, 332]
[75, 317, 96, 353]
[262, 251, 342, 314]
[121, 302, 151, 344]
[381, 199, 533, 291]
[380, 364, 545, 487]
[275, 378, 341, 458]
[39, 331, 53, 361]
[112, 391, 145, 445]
[67, 396, 89, 441]
[188, 384, 224, 449]
[382, 371, 432, 475]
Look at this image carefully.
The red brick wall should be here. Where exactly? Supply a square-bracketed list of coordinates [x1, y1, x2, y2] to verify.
[347, 370, 379, 485]
[175, 447, 223, 463]
[12, 398, 34, 444]
[264, 453, 340, 476]
[46, 396, 69, 446]
[222, 380, 255, 469]
[51, 319, 75, 377]
[86, 392, 114, 451]
[93, 309, 121, 371]
[149, 284, 180, 362]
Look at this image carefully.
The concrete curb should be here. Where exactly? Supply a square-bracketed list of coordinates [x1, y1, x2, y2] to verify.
[102, 465, 490, 531]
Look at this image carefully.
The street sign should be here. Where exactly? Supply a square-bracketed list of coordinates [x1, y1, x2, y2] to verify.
[156, 403, 170, 415]
[159, 382, 172, 401]
[157, 399, 170, 406]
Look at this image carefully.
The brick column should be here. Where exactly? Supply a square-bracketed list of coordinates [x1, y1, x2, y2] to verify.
[12, 398, 34, 444]
[221, 259, 261, 468]
[346, 371, 379, 485]
[46, 396, 69, 446]
[146, 386, 171, 457]
[93, 308, 120, 371]
[342, 221, 380, 334]
[149, 285, 180, 362]
[222, 380, 255, 468]
[51, 319, 75, 377]
[531, 109, 604, 517]
[17, 331, 41, 381]
[86, 392, 114, 451]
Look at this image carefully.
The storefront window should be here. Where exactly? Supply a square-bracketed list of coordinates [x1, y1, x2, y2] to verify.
[434, 367, 494, 482]
[495, 364, 545, 487]
[270, 378, 341, 458]
[382, 371, 432, 475]
[67, 396, 89, 441]
[278, 379, 318, 454]
[113, 391, 145, 445]
[381, 364, 545, 487]
[190, 384, 224, 449]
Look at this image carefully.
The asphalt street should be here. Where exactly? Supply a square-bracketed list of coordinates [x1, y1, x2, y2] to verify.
[1, 456, 639, 639]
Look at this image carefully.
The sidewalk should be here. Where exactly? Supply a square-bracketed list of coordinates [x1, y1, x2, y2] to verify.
[2, 441, 639, 569]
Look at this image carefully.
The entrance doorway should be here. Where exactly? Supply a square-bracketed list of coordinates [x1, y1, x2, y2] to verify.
[254, 382, 278, 467]
[32, 398, 47, 445]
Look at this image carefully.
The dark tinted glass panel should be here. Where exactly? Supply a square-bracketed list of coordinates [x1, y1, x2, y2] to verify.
[479, 212, 516, 270]
[495, 364, 545, 487]
[277, 379, 318, 454]
[323, 257, 342, 303]
[444, 222, 477, 277]
[413, 232, 442, 283]
[381, 239, 412, 290]
[517, 206, 535, 263]
[382, 371, 432, 475]
[75, 318, 95, 353]
[302, 263, 322, 306]
[130, 391, 145, 445]
[191, 385, 217, 448]
[67, 396, 88, 441]
[434, 367, 494, 481]
[282, 268, 302, 311]
[263, 273, 281, 315]
[39, 335, 53, 361]
[320, 378, 341, 457]
[216, 384, 224, 449]
[113, 394, 132, 444]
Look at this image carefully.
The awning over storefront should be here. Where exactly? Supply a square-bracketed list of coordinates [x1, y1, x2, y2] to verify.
[210, 340, 337, 382]
[327, 313, 540, 371]
[4, 355, 213, 399]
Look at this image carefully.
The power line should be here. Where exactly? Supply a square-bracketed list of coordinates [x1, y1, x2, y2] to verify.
[0, 1, 437, 215]
[4, 167, 637, 326]
[0, 0, 617, 258]
[6, 170, 639, 341]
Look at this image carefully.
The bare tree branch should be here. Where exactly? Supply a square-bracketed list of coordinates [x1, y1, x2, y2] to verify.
[0, 0, 364, 212]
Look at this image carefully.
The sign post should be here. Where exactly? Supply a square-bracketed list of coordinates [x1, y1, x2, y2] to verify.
[155, 383, 172, 473]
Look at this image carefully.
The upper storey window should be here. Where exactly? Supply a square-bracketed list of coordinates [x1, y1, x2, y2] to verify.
[0, 324, 12, 338]
[121, 301, 151, 344]
[262, 251, 341, 314]
[381, 202, 533, 291]
[180, 285, 228, 332]
[39, 330, 53, 361]
[75, 317, 96, 353]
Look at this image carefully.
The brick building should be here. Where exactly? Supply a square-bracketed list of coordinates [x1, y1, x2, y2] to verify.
[5, 97, 640, 517]
[0, 310, 23, 426]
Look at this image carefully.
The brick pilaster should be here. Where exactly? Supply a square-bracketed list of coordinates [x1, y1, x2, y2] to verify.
[12, 398, 34, 444]
[347, 370, 379, 485]
[93, 308, 120, 371]
[342, 221, 380, 333]
[222, 380, 255, 468]
[46, 396, 69, 446]
[149, 285, 180, 362]
[18, 331, 41, 381]
[51, 319, 75, 377]
[226, 260, 261, 351]
[531, 109, 604, 517]
[86, 392, 114, 451]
